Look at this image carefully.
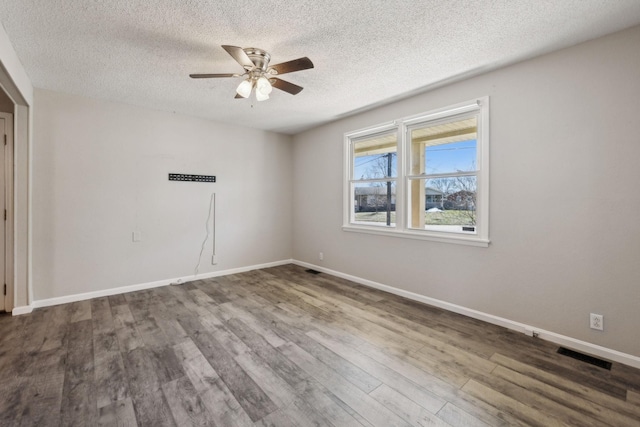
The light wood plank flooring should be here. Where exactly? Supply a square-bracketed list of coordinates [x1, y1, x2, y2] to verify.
[1, 264, 639, 426]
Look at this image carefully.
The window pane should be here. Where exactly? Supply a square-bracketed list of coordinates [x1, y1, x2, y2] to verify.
[408, 177, 477, 233]
[410, 117, 477, 175]
[353, 182, 396, 227]
[353, 133, 397, 179]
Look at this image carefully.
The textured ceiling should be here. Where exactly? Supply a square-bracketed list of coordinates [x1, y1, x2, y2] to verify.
[1, 1, 640, 134]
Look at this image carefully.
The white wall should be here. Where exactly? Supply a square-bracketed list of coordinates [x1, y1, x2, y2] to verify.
[33, 89, 292, 300]
[292, 26, 640, 357]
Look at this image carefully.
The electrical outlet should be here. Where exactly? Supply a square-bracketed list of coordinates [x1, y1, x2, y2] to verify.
[132, 231, 142, 242]
[590, 313, 604, 331]
[319, 252, 324, 261]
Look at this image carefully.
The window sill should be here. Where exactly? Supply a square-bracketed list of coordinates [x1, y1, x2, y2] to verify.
[342, 224, 490, 247]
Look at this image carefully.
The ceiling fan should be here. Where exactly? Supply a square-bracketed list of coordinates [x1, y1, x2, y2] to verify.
[190, 45, 314, 101]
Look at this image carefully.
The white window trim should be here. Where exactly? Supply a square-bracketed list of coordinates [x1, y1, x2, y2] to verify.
[343, 97, 490, 247]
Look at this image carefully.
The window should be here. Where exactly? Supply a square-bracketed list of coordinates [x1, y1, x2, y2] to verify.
[344, 98, 489, 246]
[407, 115, 479, 234]
[349, 129, 397, 227]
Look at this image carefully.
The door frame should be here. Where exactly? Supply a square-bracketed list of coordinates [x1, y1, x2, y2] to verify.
[0, 112, 14, 312]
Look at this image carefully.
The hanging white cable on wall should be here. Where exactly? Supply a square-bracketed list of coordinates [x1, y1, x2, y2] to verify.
[194, 193, 216, 276]
[212, 192, 217, 265]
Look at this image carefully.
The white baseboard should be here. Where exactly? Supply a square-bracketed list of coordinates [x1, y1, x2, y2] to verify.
[292, 260, 640, 370]
[27, 259, 292, 310]
[12, 305, 33, 315]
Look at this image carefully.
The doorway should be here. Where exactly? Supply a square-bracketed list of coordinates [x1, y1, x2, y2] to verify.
[0, 112, 13, 312]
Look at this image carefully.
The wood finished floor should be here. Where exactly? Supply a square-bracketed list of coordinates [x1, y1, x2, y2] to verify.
[1, 265, 639, 426]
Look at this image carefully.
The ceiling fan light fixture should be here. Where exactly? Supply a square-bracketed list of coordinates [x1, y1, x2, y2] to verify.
[236, 79, 253, 98]
[255, 90, 270, 102]
[256, 76, 273, 96]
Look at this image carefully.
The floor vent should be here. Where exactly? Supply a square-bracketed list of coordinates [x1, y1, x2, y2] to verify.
[305, 269, 321, 275]
[557, 347, 612, 370]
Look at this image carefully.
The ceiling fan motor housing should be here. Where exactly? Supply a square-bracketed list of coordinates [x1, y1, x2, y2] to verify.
[243, 48, 271, 72]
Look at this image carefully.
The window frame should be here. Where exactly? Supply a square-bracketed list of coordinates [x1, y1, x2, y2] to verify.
[343, 97, 490, 247]
[345, 123, 399, 228]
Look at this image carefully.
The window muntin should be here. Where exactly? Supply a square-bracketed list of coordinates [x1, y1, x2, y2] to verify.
[350, 131, 397, 227]
[344, 98, 489, 246]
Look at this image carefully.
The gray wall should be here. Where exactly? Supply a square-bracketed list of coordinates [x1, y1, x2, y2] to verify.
[33, 89, 293, 300]
[292, 26, 640, 357]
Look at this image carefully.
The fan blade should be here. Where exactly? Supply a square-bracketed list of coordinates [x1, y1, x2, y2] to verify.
[222, 45, 255, 69]
[189, 73, 239, 78]
[271, 78, 303, 95]
[269, 57, 314, 75]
